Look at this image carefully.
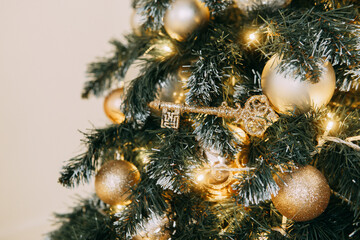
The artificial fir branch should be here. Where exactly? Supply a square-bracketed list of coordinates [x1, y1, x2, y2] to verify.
[114, 173, 168, 240]
[259, 5, 360, 87]
[59, 119, 160, 187]
[49, 197, 117, 240]
[288, 197, 358, 240]
[132, 0, 171, 30]
[193, 115, 238, 158]
[234, 113, 318, 205]
[82, 35, 151, 98]
[146, 122, 204, 193]
[316, 108, 360, 219]
[168, 191, 222, 240]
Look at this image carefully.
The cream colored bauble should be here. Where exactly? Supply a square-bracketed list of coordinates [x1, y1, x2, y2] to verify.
[261, 55, 336, 114]
[164, 0, 210, 41]
[236, 0, 291, 12]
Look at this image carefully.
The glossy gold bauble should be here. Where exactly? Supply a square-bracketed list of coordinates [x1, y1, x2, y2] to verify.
[95, 160, 140, 206]
[271, 165, 330, 222]
[164, 0, 210, 41]
[236, 0, 291, 12]
[130, 9, 147, 36]
[261, 55, 336, 114]
[104, 88, 126, 124]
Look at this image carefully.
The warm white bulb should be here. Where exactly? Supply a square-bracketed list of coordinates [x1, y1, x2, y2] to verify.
[249, 33, 256, 40]
[326, 121, 334, 131]
[196, 174, 205, 182]
[162, 45, 173, 53]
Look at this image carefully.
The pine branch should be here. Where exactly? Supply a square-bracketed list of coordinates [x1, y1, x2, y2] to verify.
[132, 0, 171, 30]
[193, 115, 238, 158]
[168, 191, 222, 240]
[114, 173, 168, 240]
[48, 197, 117, 240]
[82, 35, 151, 98]
[59, 119, 159, 187]
[146, 122, 203, 194]
[289, 197, 357, 240]
[317, 108, 360, 219]
[259, 6, 360, 87]
[234, 113, 318, 205]
[234, 158, 279, 206]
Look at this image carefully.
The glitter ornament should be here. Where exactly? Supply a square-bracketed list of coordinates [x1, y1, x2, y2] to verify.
[95, 160, 140, 206]
[130, 9, 147, 36]
[164, 0, 210, 41]
[271, 165, 330, 222]
[104, 88, 126, 124]
[261, 55, 336, 114]
[236, 0, 291, 12]
[132, 214, 170, 240]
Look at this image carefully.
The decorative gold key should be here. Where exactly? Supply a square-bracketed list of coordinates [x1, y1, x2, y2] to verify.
[149, 95, 278, 137]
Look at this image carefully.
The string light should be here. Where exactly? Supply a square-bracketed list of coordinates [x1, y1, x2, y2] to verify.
[326, 121, 334, 132]
[110, 204, 126, 214]
[249, 32, 257, 41]
[196, 173, 205, 182]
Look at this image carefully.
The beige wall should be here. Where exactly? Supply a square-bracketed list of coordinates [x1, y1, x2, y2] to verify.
[0, 1, 134, 239]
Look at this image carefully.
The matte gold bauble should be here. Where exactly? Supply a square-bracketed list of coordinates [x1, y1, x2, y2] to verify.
[95, 160, 140, 206]
[271, 165, 330, 222]
[130, 9, 147, 36]
[164, 0, 210, 41]
[132, 214, 170, 240]
[261, 55, 336, 114]
[104, 88, 126, 124]
[236, 0, 291, 12]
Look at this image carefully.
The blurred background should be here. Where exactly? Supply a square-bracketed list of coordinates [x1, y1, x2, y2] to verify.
[0, 1, 134, 239]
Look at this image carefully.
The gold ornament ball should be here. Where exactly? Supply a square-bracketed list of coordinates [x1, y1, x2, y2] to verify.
[236, 0, 291, 12]
[164, 0, 210, 41]
[104, 88, 126, 124]
[271, 165, 331, 222]
[95, 160, 140, 206]
[131, 9, 147, 36]
[261, 55, 336, 114]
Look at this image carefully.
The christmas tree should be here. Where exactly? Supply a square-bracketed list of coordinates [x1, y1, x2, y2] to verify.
[49, 0, 360, 239]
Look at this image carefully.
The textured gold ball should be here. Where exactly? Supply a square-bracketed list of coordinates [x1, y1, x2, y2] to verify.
[164, 0, 210, 41]
[271, 165, 331, 222]
[95, 160, 140, 206]
[104, 88, 126, 124]
[261, 55, 336, 114]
